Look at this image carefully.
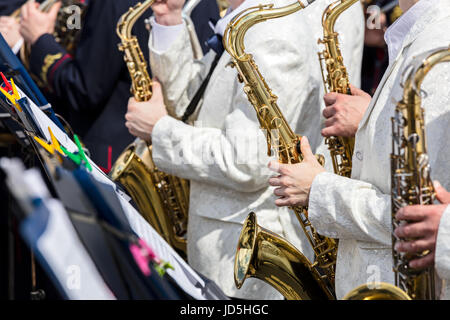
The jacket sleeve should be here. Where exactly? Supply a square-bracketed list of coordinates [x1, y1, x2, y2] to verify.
[28, 0, 150, 115]
[308, 62, 450, 246]
[308, 172, 392, 245]
[151, 20, 319, 193]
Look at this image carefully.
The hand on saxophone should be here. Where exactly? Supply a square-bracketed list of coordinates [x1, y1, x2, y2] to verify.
[125, 80, 168, 143]
[322, 84, 371, 138]
[268, 136, 325, 207]
[152, 0, 185, 26]
[19, 0, 61, 45]
[394, 181, 450, 269]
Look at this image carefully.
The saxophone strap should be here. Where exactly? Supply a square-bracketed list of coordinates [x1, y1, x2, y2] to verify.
[181, 33, 224, 123]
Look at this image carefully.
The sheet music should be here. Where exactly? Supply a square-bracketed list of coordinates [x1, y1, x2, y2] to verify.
[1, 159, 115, 300]
[118, 196, 208, 300]
[18, 86, 212, 300]
[31, 199, 116, 300]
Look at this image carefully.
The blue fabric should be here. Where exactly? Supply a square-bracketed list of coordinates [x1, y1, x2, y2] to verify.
[206, 33, 225, 56]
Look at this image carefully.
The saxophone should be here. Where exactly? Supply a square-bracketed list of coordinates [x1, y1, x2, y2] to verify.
[110, 0, 190, 258]
[223, 0, 337, 300]
[343, 46, 450, 300]
[13, 0, 87, 70]
[318, 0, 358, 178]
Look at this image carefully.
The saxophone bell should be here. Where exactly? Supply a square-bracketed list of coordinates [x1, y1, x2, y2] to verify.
[235, 212, 335, 300]
[342, 283, 412, 300]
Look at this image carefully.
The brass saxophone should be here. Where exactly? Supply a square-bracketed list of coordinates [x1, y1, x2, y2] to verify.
[110, 0, 190, 258]
[13, 0, 87, 70]
[223, 0, 337, 300]
[343, 46, 450, 300]
[318, 0, 358, 178]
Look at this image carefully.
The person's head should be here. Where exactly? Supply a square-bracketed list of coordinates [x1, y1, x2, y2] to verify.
[399, 0, 420, 12]
[228, 0, 245, 10]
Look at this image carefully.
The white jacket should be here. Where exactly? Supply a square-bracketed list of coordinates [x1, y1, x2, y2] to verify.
[307, 0, 450, 299]
[148, 0, 359, 299]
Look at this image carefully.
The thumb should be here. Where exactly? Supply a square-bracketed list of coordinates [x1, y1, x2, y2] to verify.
[299, 136, 315, 162]
[434, 181, 450, 204]
[349, 84, 367, 97]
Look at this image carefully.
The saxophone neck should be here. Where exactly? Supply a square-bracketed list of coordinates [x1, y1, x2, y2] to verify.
[224, 1, 315, 61]
[322, 0, 360, 36]
[400, 47, 450, 162]
[319, 0, 359, 94]
[223, 1, 315, 162]
[117, 0, 154, 101]
[412, 48, 450, 95]
[117, 0, 155, 40]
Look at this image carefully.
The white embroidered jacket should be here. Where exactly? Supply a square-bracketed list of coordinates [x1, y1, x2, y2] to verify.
[437, 205, 450, 299]
[308, 0, 450, 299]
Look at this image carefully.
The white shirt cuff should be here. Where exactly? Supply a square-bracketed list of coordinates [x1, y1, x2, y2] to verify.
[12, 38, 24, 55]
[149, 17, 185, 53]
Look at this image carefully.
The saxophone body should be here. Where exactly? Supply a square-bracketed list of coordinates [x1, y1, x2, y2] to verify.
[318, 0, 358, 178]
[223, 0, 337, 300]
[344, 46, 450, 300]
[110, 0, 189, 258]
[389, 47, 450, 300]
[236, 212, 334, 300]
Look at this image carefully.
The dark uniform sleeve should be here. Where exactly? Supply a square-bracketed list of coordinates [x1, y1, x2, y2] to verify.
[0, 0, 26, 16]
[28, 0, 148, 116]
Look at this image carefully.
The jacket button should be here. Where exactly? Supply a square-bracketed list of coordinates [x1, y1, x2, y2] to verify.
[355, 151, 363, 161]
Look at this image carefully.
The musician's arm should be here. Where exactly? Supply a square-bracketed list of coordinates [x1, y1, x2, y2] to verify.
[27, 1, 150, 115]
[435, 205, 450, 279]
[148, 18, 213, 119]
